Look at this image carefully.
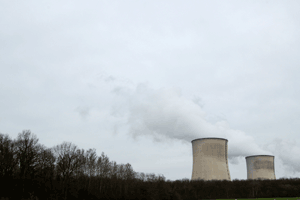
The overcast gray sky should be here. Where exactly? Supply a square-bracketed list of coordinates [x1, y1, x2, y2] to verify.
[1, 0, 300, 181]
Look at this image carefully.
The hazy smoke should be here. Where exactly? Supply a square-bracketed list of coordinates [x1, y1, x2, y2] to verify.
[261, 138, 300, 175]
[111, 83, 273, 164]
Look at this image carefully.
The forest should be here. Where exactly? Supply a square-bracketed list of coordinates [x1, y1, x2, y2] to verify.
[1, 130, 299, 200]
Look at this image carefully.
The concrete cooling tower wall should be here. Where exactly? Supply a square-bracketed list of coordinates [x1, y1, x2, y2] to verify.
[191, 138, 231, 181]
[245, 155, 276, 180]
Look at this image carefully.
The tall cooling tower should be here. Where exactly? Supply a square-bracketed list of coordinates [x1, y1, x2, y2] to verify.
[191, 138, 231, 181]
[245, 155, 276, 180]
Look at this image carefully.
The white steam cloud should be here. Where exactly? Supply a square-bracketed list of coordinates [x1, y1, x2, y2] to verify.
[261, 138, 300, 175]
[111, 83, 273, 164]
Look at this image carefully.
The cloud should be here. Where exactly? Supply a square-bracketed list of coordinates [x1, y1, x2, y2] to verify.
[111, 82, 273, 164]
[104, 75, 116, 83]
[261, 138, 300, 175]
[75, 106, 90, 119]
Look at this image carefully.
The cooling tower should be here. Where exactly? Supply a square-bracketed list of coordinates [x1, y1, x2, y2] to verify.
[245, 155, 276, 180]
[191, 138, 231, 181]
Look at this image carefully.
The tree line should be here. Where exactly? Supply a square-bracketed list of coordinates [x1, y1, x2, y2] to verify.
[0, 130, 166, 200]
[1, 130, 300, 200]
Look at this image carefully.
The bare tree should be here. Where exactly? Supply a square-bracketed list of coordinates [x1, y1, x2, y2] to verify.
[110, 161, 118, 179]
[76, 148, 98, 193]
[95, 152, 111, 195]
[84, 148, 97, 177]
[123, 163, 136, 197]
[157, 173, 166, 182]
[124, 163, 135, 180]
[250, 180, 260, 198]
[52, 141, 85, 200]
[85, 148, 97, 194]
[15, 130, 42, 180]
[96, 152, 111, 178]
[146, 173, 157, 182]
[117, 163, 125, 180]
[0, 133, 18, 178]
[137, 172, 146, 182]
[73, 148, 85, 178]
[35, 145, 56, 181]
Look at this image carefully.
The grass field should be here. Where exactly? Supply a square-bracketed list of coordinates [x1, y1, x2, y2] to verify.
[217, 197, 300, 200]
[217, 198, 300, 200]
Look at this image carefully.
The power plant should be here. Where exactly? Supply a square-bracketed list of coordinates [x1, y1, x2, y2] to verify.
[191, 138, 276, 181]
[245, 155, 276, 180]
[191, 138, 231, 181]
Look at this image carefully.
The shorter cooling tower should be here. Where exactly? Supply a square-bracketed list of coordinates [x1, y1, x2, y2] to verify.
[245, 155, 276, 180]
[191, 138, 231, 181]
